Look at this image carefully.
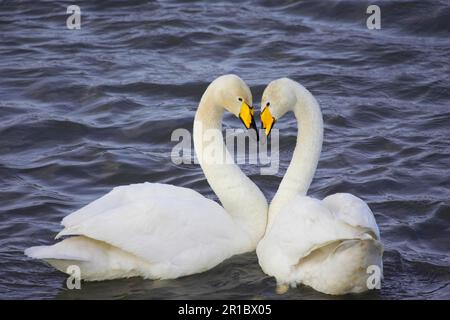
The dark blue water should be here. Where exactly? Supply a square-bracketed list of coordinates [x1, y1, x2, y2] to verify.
[0, 0, 449, 299]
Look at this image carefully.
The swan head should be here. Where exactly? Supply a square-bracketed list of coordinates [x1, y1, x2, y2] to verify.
[260, 78, 297, 136]
[212, 74, 258, 137]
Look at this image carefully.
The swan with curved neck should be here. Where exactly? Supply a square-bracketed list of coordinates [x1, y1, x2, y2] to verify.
[25, 74, 268, 281]
[257, 78, 383, 295]
[194, 75, 267, 244]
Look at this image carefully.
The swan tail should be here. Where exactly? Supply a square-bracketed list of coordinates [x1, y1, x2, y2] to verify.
[25, 245, 87, 263]
[333, 238, 383, 272]
[25, 238, 91, 279]
[294, 237, 383, 295]
[25, 236, 147, 281]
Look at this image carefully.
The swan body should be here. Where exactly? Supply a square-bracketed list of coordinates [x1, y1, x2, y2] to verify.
[257, 78, 383, 295]
[27, 183, 252, 280]
[26, 75, 268, 281]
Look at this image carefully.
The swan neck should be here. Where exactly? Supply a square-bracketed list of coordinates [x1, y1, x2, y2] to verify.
[193, 85, 267, 246]
[268, 83, 323, 228]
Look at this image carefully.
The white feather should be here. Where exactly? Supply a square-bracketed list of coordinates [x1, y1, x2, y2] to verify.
[258, 195, 383, 295]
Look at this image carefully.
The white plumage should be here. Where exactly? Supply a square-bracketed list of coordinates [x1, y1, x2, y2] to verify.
[26, 183, 251, 280]
[258, 194, 382, 295]
[257, 78, 383, 295]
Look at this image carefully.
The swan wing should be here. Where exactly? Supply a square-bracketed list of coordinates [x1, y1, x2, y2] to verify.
[55, 183, 249, 275]
[322, 193, 380, 239]
[258, 196, 361, 273]
[61, 182, 204, 227]
[258, 196, 383, 292]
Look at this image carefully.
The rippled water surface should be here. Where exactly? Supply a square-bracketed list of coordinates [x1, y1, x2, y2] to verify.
[1, 0, 449, 299]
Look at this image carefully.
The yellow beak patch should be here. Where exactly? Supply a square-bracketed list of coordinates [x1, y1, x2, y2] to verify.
[239, 102, 254, 129]
[261, 107, 275, 136]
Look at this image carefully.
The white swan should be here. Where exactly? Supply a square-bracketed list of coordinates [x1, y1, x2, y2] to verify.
[25, 74, 268, 281]
[256, 78, 383, 295]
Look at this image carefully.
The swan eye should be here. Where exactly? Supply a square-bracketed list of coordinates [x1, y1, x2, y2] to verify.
[238, 97, 243, 102]
[266, 102, 270, 107]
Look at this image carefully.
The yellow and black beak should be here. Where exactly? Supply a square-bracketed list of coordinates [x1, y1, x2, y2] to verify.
[239, 102, 259, 140]
[261, 106, 275, 137]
